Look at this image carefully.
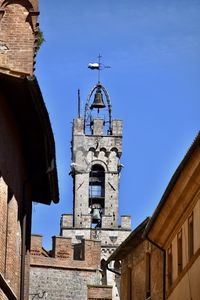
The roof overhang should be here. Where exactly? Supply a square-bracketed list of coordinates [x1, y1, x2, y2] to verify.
[0, 72, 59, 204]
[107, 218, 149, 263]
[143, 132, 200, 248]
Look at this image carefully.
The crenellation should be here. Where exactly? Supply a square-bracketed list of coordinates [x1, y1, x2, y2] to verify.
[52, 236, 73, 259]
[31, 235, 102, 269]
[73, 118, 84, 135]
[61, 214, 73, 228]
[121, 215, 131, 229]
[31, 235, 43, 256]
[111, 120, 122, 136]
[92, 118, 104, 135]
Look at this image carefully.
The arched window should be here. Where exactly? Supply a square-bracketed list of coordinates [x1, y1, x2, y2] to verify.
[89, 164, 105, 227]
[89, 165, 105, 199]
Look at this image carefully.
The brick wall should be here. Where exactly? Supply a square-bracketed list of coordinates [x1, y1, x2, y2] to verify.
[0, 178, 24, 299]
[0, 0, 39, 76]
[5, 194, 21, 297]
[0, 2, 40, 295]
[30, 235, 108, 300]
[30, 235, 101, 269]
[0, 164, 23, 299]
[88, 285, 112, 300]
[120, 240, 163, 300]
[0, 177, 8, 275]
[52, 236, 73, 259]
[0, 34, 38, 297]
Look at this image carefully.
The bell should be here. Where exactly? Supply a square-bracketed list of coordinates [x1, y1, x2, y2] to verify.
[90, 87, 106, 110]
[92, 208, 101, 220]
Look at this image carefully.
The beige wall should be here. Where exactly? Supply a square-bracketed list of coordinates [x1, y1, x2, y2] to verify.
[166, 195, 200, 299]
[168, 256, 200, 300]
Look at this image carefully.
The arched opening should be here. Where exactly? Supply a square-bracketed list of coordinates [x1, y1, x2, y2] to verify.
[89, 164, 105, 228]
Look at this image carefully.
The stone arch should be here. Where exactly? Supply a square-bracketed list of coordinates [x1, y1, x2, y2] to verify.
[0, 0, 38, 34]
[1, 0, 33, 11]
[98, 148, 107, 161]
[89, 164, 105, 227]
[100, 147, 107, 153]
[87, 159, 108, 172]
[88, 147, 96, 153]
[87, 148, 95, 164]
[0, 0, 37, 74]
[110, 147, 119, 157]
[108, 148, 119, 172]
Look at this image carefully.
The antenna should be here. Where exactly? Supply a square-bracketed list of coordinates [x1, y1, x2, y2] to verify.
[78, 89, 81, 118]
[98, 53, 102, 83]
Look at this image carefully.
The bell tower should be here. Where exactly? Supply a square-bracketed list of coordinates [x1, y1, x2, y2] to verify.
[71, 81, 123, 231]
[60, 75, 131, 300]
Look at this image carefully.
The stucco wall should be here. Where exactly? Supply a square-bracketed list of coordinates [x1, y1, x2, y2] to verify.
[168, 255, 200, 300]
[166, 196, 200, 300]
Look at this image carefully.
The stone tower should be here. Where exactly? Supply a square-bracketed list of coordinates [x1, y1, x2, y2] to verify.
[61, 81, 131, 299]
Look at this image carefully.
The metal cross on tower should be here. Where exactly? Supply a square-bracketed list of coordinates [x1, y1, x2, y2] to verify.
[88, 54, 111, 83]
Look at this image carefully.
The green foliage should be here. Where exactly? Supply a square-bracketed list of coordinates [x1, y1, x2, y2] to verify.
[37, 29, 45, 51]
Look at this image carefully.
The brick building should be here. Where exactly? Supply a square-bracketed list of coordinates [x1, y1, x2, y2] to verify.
[30, 81, 131, 299]
[108, 132, 200, 300]
[0, 0, 59, 299]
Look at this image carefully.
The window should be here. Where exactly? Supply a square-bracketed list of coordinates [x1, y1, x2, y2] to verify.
[188, 213, 194, 260]
[89, 165, 105, 199]
[89, 185, 102, 197]
[167, 246, 173, 288]
[177, 230, 183, 274]
[89, 165, 105, 227]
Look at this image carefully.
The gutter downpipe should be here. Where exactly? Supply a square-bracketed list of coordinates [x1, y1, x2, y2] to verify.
[145, 235, 166, 300]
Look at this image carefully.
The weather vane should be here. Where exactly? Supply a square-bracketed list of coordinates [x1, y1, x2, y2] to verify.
[88, 54, 111, 82]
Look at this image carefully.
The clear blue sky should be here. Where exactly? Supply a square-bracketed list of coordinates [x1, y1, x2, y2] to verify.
[32, 0, 200, 249]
